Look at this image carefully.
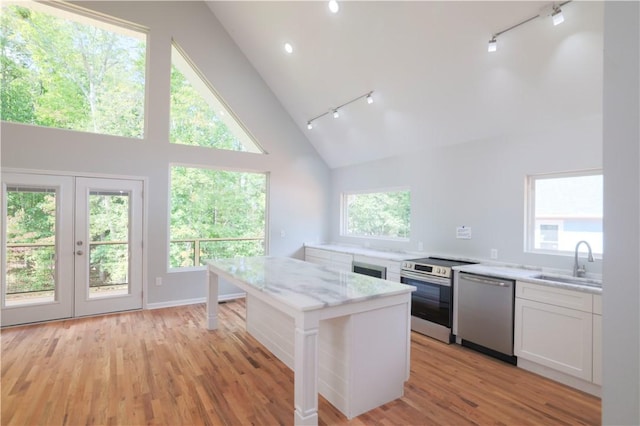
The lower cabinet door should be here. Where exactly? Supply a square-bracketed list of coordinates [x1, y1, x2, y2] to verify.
[514, 298, 593, 381]
[592, 313, 602, 385]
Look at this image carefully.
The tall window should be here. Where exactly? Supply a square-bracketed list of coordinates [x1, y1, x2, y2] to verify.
[170, 166, 267, 268]
[0, 2, 147, 137]
[342, 189, 411, 240]
[526, 170, 603, 255]
[170, 44, 263, 153]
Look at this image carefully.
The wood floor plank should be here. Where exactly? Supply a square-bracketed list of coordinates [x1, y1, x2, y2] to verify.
[1, 300, 601, 425]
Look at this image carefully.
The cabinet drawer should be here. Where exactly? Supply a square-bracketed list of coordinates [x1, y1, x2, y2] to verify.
[516, 281, 593, 313]
[330, 252, 354, 264]
[305, 248, 353, 270]
[305, 247, 332, 261]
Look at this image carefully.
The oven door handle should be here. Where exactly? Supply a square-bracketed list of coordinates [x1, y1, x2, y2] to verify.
[401, 270, 451, 287]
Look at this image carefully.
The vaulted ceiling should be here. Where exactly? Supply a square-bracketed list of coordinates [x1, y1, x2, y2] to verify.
[207, 1, 603, 169]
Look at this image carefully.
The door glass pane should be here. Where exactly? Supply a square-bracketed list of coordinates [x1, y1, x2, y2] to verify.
[88, 191, 130, 298]
[5, 187, 56, 306]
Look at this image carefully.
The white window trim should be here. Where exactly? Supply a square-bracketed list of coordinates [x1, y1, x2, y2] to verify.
[340, 187, 411, 241]
[525, 169, 603, 257]
[167, 163, 269, 271]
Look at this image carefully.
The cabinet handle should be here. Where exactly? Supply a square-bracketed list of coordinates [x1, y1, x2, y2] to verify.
[462, 274, 510, 287]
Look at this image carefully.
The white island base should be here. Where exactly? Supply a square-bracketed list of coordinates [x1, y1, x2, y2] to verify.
[247, 293, 410, 420]
[206, 257, 414, 425]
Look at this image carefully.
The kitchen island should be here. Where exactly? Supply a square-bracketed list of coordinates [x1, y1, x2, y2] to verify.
[206, 256, 416, 425]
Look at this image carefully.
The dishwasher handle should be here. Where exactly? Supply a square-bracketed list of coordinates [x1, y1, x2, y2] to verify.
[461, 274, 511, 287]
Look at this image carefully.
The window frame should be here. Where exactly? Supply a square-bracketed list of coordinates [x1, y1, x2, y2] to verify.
[340, 187, 411, 241]
[167, 163, 269, 272]
[169, 42, 265, 154]
[525, 169, 603, 257]
[0, 1, 149, 138]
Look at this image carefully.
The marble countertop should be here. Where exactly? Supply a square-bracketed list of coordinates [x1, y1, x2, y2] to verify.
[208, 256, 416, 311]
[304, 243, 602, 295]
[454, 264, 602, 295]
[304, 243, 421, 262]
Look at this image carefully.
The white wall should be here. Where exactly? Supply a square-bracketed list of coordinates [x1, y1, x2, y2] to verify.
[602, 2, 640, 424]
[331, 113, 603, 274]
[0, 1, 331, 305]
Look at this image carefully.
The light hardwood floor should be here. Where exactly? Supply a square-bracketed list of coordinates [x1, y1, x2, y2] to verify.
[1, 300, 601, 425]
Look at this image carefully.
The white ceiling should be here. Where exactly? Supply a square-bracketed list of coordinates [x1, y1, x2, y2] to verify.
[207, 1, 603, 169]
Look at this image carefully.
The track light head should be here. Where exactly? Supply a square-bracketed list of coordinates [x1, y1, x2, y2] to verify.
[305, 90, 373, 128]
[551, 6, 564, 25]
[488, 37, 497, 53]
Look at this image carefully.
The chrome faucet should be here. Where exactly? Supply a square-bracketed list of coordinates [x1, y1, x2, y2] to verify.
[573, 240, 594, 277]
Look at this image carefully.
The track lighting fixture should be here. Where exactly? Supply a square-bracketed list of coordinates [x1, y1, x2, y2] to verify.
[488, 37, 497, 53]
[487, 1, 571, 53]
[551, 6, 564, 25]
[305, 90, 374, 130]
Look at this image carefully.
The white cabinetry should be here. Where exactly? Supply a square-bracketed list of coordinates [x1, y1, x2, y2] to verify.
[592, 295, 602, 386]
[514, 282, 593, 382]
[304, 247, 402, 282]
[305, 247, 353, 272]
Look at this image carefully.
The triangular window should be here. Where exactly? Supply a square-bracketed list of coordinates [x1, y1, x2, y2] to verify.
[169, 43, 263, 153]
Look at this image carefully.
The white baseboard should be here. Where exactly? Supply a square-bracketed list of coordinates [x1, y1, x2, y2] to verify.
[517, 358, 601, 397]
[146, 292, 246, 310]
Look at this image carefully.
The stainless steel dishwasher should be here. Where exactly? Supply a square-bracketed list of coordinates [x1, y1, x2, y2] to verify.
[457, 272, 517, 364]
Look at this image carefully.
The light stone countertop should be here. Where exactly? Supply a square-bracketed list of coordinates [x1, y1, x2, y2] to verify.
[304, 243, 602, 295]
[453, 263, 602, 295]
[207, 256, 416, 312]
[304, 242, 422, 262]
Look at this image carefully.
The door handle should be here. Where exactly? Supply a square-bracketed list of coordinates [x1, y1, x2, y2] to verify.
[76, 250, 84, 255]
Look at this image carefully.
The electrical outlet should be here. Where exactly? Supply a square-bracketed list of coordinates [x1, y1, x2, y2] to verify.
[418, 241, 424, 251]
[155, 277, 162, 286]
[280, 229, 286, 238]
[490, 249, 498, 259]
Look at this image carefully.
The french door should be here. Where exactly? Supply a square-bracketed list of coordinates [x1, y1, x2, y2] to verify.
[1, 173, 143, 326]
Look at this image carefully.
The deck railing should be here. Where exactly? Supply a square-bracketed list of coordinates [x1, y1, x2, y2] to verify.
[6, 237, 264, 294]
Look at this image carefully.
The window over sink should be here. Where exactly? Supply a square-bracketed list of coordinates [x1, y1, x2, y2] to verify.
[526, 170, 602, 256]
[341, 188, 410, 240]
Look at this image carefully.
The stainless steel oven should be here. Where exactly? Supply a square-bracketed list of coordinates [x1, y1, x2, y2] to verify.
[401, 257, 475, 343]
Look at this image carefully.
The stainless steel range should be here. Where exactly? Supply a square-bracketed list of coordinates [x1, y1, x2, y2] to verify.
[401, 257, 475, 343]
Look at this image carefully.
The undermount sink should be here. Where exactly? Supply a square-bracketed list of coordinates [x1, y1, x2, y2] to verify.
[533, 274, 602, 287]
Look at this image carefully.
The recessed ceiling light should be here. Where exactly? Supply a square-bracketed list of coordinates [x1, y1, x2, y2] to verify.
[284, 42, 293, 54]
[328, 0, 339, 14]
